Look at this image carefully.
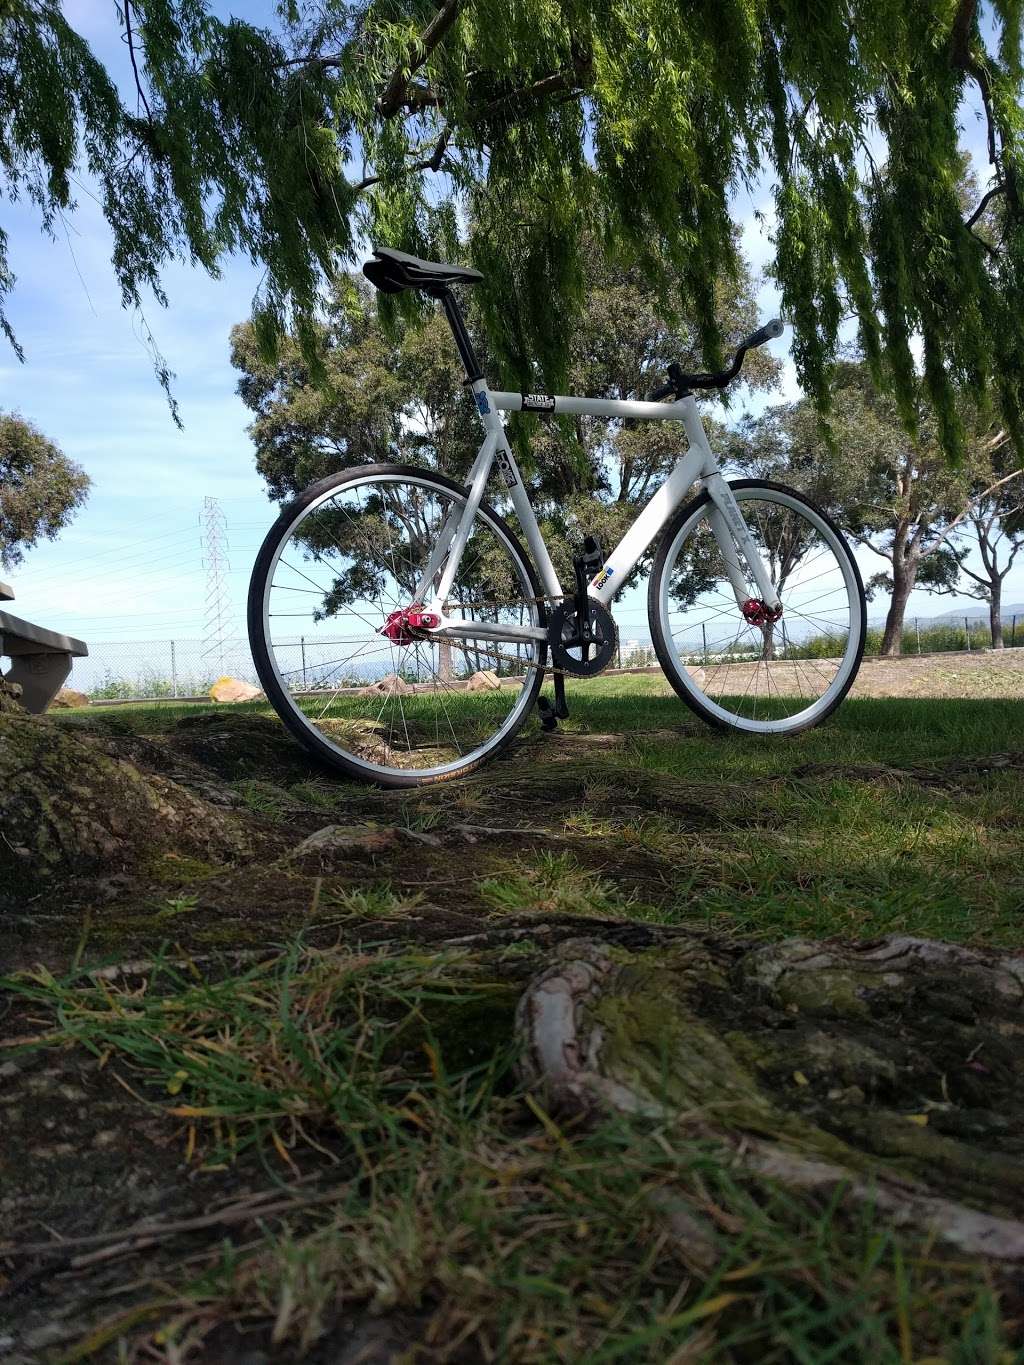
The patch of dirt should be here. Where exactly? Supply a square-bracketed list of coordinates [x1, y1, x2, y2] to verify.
[848, 648, 1024, 699]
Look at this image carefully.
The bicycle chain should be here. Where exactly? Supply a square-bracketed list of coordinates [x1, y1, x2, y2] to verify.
[438, 612, 613, 679]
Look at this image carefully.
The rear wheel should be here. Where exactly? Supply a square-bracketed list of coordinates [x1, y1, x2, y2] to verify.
[649, 479, 865, 734]
[248, 464, 547, 786]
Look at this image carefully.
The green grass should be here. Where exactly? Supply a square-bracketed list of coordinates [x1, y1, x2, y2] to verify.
[23, 677, 1023, 1363]
[54, 680, 1024, 947]
[4, 943, 1019, 1362]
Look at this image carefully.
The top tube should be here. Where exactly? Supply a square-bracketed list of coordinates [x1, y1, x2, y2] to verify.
[488, 391, 694, 421]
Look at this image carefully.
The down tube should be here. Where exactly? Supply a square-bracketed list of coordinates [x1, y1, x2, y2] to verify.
[589, 449, 706, 608]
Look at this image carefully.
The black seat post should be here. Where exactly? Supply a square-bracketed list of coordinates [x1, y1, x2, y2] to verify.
[437, 288, 484, 384]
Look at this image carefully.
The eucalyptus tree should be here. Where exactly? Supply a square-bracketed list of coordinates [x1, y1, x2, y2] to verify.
[938, 430, 1024, 647]
[740, 363, 982, 656]
[4, 1, 1024, 456]
[0, 413, 90, 571]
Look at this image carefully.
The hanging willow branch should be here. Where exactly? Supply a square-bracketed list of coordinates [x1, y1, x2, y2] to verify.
[2, 2, 1024, 457]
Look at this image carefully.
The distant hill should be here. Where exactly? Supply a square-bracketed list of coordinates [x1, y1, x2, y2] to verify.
[865, 602, 1024, 631]
[919, 603, 1024, 625]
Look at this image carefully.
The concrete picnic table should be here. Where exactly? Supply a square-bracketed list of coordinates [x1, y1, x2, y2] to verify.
[0, 581, 89, 712]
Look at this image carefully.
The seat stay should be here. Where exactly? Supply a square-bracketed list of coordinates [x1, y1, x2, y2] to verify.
[417, 431, 497, 608]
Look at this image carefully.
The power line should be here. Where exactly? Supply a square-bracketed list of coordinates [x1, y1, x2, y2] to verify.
[21, 525, 197, 583]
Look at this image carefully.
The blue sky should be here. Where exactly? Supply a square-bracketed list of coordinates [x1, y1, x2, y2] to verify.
[3, 5, 1021, 664]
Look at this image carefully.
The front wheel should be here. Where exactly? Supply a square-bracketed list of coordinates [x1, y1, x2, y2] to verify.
[648, 479, 866, 735]
[248, 464, 547, 786]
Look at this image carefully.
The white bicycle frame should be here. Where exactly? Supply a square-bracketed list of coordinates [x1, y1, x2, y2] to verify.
[413, 376, 780, 646]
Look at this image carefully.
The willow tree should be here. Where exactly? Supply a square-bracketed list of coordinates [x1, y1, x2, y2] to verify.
[3, 2, 1023, 453]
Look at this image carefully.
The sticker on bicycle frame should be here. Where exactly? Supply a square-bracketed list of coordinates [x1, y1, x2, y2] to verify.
[475, 391, 491, 415]
[494, 447, 519, 489]
[592, 565, 615, 590]
[521, 393, 556, 413]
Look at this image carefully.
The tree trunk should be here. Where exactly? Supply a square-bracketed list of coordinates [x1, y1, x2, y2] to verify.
[990, 581, 1004, 649]
[880, 549, 916, 657]
[438, 638, 454, 681]
[0, 711, 252, 894]
[517, 935, 1024, 1260]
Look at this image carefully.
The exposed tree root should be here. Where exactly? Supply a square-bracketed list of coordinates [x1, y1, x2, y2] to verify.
[516, 936, 1024, 1260]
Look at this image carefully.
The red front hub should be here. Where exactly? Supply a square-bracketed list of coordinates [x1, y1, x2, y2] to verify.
[741, 598, 783, 627]
[380, 604, 440, 645]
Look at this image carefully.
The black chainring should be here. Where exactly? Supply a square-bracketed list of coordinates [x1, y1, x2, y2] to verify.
[548, 600, 617, 677]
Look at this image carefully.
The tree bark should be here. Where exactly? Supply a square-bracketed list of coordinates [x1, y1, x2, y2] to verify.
[990, 579, 1004, 648]
[516, 935, 1024, 1260]
[0, 711, 252, 894]
[438, 638, 454, 681]
[880, 536, 918, 656]
[880, 580, 912, 655]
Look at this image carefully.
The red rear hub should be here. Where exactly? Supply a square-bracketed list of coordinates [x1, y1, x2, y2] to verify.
[741, 598, 783, 627]
[380, 605, 440, 645]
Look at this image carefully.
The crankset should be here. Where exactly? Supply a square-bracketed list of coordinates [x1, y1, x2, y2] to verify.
[547, 600, 617, 676]
[546, 536, 618, 677]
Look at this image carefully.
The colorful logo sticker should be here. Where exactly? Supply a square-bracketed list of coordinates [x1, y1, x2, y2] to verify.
[592, 565, 615, 590]
[475, 391, 491, 415]
[494, 447, 518, 489]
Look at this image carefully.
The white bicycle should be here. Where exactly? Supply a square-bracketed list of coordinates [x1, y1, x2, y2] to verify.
[249, 247, 866, 788]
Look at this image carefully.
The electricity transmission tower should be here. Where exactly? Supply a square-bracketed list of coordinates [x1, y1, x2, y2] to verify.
[201, 497, 236, 676]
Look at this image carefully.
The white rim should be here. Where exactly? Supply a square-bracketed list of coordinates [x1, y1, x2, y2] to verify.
[656, 486, 863, 734]
[259, 472, 542, 780]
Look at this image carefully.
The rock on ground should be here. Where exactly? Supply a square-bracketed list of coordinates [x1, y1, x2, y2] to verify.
[360, 672, 412, 696]
[48, 687, 90, 709]
[466, 669, 502, 691]
[287, 823, 400, 869]
[209, 676, 263, 703]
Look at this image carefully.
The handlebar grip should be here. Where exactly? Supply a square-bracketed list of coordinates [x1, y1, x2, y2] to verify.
[648, 379, 676, 402]
[743, 318, 785, 350]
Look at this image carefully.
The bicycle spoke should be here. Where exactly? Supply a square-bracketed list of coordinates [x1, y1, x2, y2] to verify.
[657, 490, 861, 730]
[256, 472, 541, 779]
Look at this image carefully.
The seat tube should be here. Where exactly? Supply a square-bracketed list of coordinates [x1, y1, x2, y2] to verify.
[436, 286, 562, 602]
[426, 431, 497, 609]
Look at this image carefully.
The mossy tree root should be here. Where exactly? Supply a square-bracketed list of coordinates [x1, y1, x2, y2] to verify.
[516, 936, 1024, 1261]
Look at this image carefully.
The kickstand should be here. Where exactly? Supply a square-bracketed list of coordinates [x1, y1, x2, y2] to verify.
[537, 672, 570, 732]
[553, 671, 570, 718]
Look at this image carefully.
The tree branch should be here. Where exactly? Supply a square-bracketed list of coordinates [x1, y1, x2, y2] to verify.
[122, 1, 153, 123]
[473, 49, 594, 123]
[922, 467, 1024, 556]
[352, 125, 453, 192]
[376, 0, 464, 120]
[850, 532, 892, 561]
[965, 184, 1004, 231]
[950, 0, 1021, 219]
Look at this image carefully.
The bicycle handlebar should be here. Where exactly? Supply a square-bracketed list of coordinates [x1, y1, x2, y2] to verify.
[648, 318, 785, 401]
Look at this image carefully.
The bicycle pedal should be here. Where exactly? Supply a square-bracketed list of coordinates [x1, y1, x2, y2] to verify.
[537, 696, 559, 732]
[579, 534, 604, 577]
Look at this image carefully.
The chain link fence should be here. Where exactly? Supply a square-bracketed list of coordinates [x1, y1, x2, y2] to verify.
[63, 617, 1023, 702]
[66, 638, 256, 700]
